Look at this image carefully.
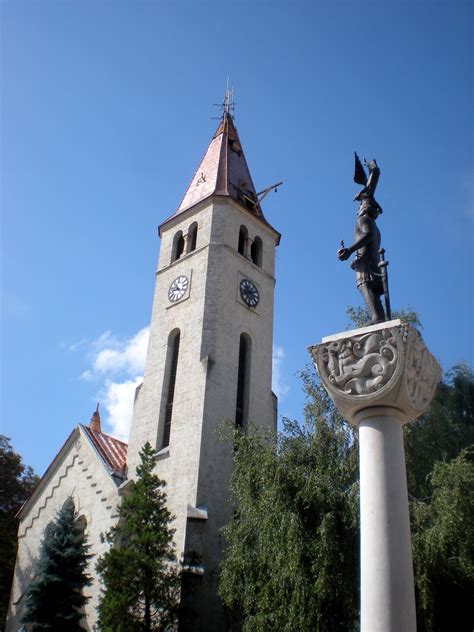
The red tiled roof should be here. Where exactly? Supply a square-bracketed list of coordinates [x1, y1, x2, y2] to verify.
[159, 112, 280, 241]
[82, 425, 128, 476]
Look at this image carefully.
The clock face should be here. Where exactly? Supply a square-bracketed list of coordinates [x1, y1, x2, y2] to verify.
[168, 275, 189, 302]
[240, 279, 259, 308]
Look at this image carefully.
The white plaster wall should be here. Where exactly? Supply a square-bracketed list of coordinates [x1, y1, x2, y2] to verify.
[6, 429, 121, 632]
[196, 198, 277, 510]
[192, 200, 278, 628]
[126, 202, 214, 559]
[126, 196, 279, 630]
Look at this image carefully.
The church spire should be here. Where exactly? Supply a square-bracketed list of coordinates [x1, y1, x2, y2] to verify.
[159, 92, 278, 235]
[89, 403, 101, 433]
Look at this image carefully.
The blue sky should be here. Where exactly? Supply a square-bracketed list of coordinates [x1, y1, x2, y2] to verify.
[1, 0, 473, 475]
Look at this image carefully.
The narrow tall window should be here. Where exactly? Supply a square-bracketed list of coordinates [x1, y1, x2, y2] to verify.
[162, 330, 181, 447]
[171, 231, 185, 263]
[235, 334, 251, 429]
[77, 514, 87, 534]
[251, 236, 263, 267]
[238, 226, 248, 256]
[188, 222, 198, 253]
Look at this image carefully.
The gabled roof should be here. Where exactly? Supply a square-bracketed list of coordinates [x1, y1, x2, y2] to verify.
[17, 423, 128, 522]
[81, 425, 127, 476]
[159, 112, 280, 240]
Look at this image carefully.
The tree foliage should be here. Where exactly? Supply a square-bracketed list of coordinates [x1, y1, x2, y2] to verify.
[405, 363, 474, 499]
[21, 497, 92, 631]
[0, 435, 39, 628]
[220, 350, 474, 631]
[411, 450, 474, 632]
[345, 304, 423, 330]
[408, 363, 474, 632]
[219, 372, 359, 631]
[96, 442, 181, 632]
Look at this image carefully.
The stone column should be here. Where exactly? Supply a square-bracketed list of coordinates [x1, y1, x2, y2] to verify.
[309, 320, 441, 632]
[183, 231, 192, 254]
[245, 236, 253, 261]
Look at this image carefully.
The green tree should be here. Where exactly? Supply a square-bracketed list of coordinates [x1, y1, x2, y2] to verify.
[406, 362, 474, 632]
[405, 363, 474, 499]
[22, 497, 92, 631]
[220, 352, 474, 631]
[345, 304, 422, 330]
[0, 435, 39, 629]
[96, 442, 181, 632]
[219, 371, 359, 632]
[411, 450, 474, 632]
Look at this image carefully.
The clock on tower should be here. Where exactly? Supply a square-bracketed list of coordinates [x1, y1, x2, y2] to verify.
[127, 102, 281, 631]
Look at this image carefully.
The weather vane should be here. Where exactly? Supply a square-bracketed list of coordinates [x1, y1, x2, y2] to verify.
[337, 152, 392, 325]
[212, 79, 235, 119]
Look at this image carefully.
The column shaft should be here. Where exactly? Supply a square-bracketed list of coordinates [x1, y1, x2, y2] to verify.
[358, 411, 416, 632]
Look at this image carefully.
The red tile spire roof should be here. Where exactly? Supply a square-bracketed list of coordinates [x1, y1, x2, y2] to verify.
[159, 111, 279, 238]
[82, 424, 128, 477]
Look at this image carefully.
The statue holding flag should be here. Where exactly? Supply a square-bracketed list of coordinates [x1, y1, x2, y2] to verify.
[337, 152, 391, 325]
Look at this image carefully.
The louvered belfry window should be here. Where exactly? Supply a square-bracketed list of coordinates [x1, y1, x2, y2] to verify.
[171, 231, 185, 263]
[176, 235, 185, 260]
[162, 330, 181, 447]
[235, 334, 249, 429]
[238, 226, 248, 256]
[189, 222, 198, 252]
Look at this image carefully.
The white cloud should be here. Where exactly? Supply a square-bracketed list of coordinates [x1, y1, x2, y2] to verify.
[91, 327, 149, 376]
[79, 369, 93, 381]
[272, 345, 290, 400]
[100, 377, 143, 441]
[68, 338, 89, 352]
[77, 326, 150, 440]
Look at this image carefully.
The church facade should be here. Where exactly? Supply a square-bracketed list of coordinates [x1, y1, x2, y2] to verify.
[7, 107, 280, 631]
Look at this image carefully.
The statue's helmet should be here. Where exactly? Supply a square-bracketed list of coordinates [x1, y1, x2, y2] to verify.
[357, 193, 383, 216]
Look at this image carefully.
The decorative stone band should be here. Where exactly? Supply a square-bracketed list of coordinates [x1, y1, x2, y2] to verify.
[308, 319, 441, 426]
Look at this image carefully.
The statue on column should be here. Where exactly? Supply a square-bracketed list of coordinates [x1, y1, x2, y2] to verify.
[337, 153, 391, 325]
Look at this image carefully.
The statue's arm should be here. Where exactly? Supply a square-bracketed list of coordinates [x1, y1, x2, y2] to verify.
[338, 217, 372, 261]
[365, 159, 380, 196]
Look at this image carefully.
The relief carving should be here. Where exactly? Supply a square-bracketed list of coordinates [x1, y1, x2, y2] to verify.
[320, 329, 399, 396]
[310, 322, 441, 425]
[405, 331, 440, 411]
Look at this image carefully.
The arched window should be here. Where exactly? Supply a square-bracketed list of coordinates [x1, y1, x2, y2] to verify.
[171, 231, 185, 263]
[76, 514, 87, 534]
[188, 222, 198, 253]
[162, 329, 181, 448]
[62, 497, 75, 513]
[250, 236, 263, 268]
[44, 520, 55, 538]
[235, 334, 251, 430]
[238, 226, 248, 257]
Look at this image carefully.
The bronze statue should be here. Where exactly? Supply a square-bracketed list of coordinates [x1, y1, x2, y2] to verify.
[337, 153, 391, 326]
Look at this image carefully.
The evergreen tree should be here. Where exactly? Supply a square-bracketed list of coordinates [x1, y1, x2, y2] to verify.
[0, 436, 39, 628]
[96, 442, 181, 632]
[21, 497, 92, 631]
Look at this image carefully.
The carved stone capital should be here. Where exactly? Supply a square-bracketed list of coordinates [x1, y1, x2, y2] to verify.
[308, 319, 441, 425]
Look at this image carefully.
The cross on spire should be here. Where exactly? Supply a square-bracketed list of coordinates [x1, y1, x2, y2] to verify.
[159, 90, 280, 245]
[222, 80, 235, 118]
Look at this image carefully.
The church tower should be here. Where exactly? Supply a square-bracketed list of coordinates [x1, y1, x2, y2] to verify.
[127, 102, 281, 630]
